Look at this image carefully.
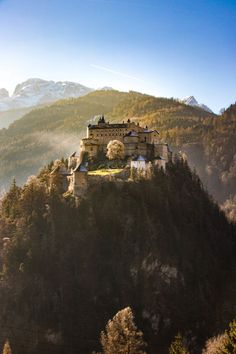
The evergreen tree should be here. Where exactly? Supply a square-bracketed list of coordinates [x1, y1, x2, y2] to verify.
[169, 333, 189, 354]
[20, 175, 47, 217]
[3, 340, 12, 354]
[1, 178, 21, 219]
[100, 307, 147, 354]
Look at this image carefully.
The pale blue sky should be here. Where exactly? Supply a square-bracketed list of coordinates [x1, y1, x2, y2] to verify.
[0, 0, 236, 112]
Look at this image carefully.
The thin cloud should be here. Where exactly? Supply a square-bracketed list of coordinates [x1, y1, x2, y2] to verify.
[86, 0, 157, 10]
[90, 64, 144, 82]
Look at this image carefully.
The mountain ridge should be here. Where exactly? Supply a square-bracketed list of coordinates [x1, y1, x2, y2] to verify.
[0, 78, 214, 115]
[0, 78, 93, 112]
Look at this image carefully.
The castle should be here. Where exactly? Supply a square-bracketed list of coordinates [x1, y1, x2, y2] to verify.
[50, 116, 172, 199]
[79, 116, 170, 162]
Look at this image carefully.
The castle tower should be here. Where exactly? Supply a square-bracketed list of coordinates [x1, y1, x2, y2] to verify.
[71, 163, 88, 198]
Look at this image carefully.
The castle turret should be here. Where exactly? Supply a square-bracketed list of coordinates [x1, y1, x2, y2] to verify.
[98, 115, 106, 126]
[68, 151, 78, 170]
[70, 163, 88, 198]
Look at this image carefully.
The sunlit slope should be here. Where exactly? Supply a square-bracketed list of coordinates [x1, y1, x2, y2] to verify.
[0, 90, 215, 188]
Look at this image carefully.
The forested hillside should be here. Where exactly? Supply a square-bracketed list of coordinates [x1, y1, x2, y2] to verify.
[203, 104, 236, 202]
[0, 90, 214, 190]
[179, 103, 236, 207]
[0, 160, 235, 354]
[0, 107, 33, 129]
[1, 89, 236, 216]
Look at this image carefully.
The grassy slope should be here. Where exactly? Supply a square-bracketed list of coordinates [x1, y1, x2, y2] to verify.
[88, 168, 123, 176]
[0, 90, 215, 189]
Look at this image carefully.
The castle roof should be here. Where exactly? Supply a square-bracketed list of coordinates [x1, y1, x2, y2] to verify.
[140, 129, 159, 134]
[73, 163, 88, 172]
[89, 123, 129, 129]
[132, 155, 147, 161]
[125, 131, 138, 137]
[50, 165, 71, 176]
[69, 151, 77, 157]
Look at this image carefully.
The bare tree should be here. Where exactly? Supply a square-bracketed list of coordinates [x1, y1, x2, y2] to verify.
[106, 140, 125, 160]
[202, 333, 227, 354]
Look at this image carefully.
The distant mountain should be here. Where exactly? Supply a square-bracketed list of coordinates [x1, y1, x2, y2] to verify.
[0, 78, 93, 112]
[181, 95, 213, 113]
[99, 86, 114, 91]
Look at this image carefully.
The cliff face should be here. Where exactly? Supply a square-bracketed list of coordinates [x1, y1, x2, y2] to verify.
[0, 161, 235, 354]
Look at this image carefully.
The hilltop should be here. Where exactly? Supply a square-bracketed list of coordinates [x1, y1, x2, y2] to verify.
[3, 89, 236, 215]
[0, 90, 215, 190]
[2, 89, 236, 217]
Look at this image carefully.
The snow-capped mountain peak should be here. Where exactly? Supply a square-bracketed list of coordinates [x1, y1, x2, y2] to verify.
[0, 78, 93, 112]
[99, 86, 114, 91]
[182, 96, 198, 106]
[180, 96, 213, 113]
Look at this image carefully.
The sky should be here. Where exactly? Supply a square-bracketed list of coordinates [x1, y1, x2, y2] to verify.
[0, 0, 236, 112]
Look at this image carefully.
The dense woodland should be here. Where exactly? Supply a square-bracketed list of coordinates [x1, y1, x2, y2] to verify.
[0, 159, 235, 353]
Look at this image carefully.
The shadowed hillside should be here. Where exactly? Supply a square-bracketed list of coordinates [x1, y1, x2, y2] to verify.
[179, 103, 236, 205]
[0, 160, 235, 354]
